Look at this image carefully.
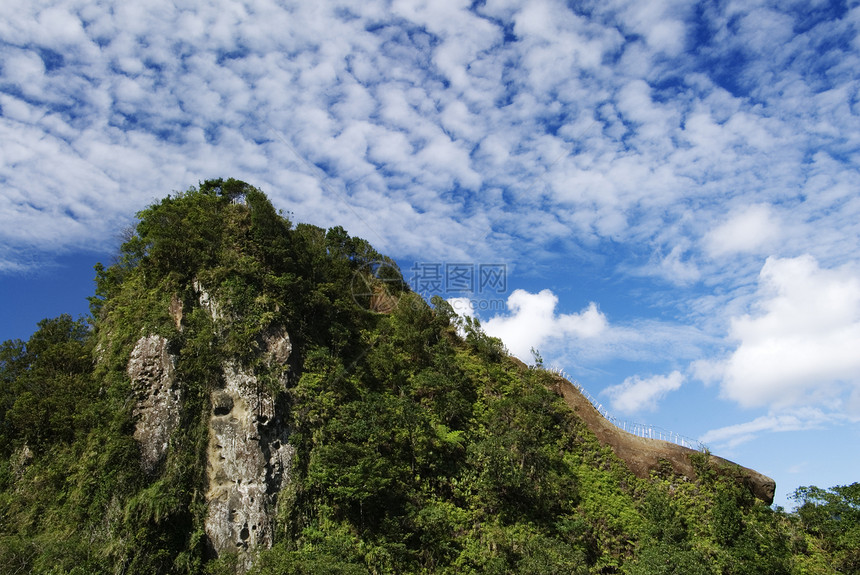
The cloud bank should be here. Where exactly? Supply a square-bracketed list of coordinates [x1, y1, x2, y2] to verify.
[1, 0, 857, 281]
[697, 255, 860, 412]
[472, 287, 713, 386]
[480, 289, 607, 359]
[693, 254, 860, 446]
[700, 408, 836, 449]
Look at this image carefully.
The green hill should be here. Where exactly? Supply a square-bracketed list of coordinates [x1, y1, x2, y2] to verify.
[0, 179, 856, 574]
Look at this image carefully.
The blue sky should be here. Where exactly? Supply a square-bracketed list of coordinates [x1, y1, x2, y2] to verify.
[2, 0, 859, 508]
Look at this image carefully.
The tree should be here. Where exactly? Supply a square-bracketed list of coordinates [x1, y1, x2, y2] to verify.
[793, 483, 860, 573]
[0, 315, 95, 452]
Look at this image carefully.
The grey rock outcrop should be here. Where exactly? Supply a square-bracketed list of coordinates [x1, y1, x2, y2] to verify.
[204, 331, 294, 571]
[262, 326, 292, 367]
[11, 444, 33, 480]
[127, 335, 182, 474]
[169, 293, 184, 331]
[128, 286, 295, 572]
[193, 278, 223, 322]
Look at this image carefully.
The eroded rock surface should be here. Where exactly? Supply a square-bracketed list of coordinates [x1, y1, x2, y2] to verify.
[262, 326, 292, 367]
[129, 286, 294, 571]
[128, 335, 182, 474]
[193, 278, 222, 321]
[169, 293, 184, 331]
[205, 332, 294, 571]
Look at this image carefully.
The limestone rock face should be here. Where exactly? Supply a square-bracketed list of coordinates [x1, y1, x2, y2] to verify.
[127, 335, 182, 474]
[262, 326, 292, 366]
[169, 293, 184, 331]
[193, 278, 222, 321]
[127, 287, 294, 571]
[204, 336, 294, 571]
[11, 444, 33, 480]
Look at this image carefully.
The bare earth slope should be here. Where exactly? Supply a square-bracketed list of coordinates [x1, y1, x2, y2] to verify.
[546, 373, 776, 504]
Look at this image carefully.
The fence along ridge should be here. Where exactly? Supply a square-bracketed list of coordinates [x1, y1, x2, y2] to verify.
[546, 366, 706, 452]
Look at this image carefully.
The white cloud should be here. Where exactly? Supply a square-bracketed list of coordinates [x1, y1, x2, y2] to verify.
[704, 204, 782, 257]
[698, 255, 860, 412]
[481, 289, 607, 360]
[603, 370, 684, 414]
[657, 244, 701, 286]
[456, 287, 715, 377]
[700, 408, 834, 449]
[611, 0, 690, 57]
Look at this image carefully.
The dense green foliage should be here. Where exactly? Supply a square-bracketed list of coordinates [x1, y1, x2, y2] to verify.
[790, 484, 860, 574]
[0, 179, 856, 574]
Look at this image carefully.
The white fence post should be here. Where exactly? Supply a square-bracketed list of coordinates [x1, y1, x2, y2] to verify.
[547, 365, 706, 452]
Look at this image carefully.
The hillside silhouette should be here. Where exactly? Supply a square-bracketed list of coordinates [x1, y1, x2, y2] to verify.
[0, 179, 855, 574]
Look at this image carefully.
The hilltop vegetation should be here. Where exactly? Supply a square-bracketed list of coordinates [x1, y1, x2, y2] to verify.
[0, 179, 856, 574]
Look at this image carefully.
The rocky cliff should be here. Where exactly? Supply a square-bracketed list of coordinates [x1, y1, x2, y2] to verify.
[204, 358, 293, 570]
[125, 284, 295, 571]
[128, 334, 182, 474]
